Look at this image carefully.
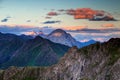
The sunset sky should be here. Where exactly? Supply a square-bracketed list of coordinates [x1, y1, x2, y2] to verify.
[0, 0, 120, 42]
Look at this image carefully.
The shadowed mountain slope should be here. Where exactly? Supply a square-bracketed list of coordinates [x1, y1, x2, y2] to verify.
[0, 32, 69, 69]
[0, 38, 119, 80]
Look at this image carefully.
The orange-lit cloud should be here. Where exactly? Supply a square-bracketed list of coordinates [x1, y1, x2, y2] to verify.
[22, 31, 37, 36]
[102, 23, 114, 28]
[74, 8, 96, 19]
[63, 26, 87, 30]
[47, 8, 115, 21]
[73, 8, 114, 20]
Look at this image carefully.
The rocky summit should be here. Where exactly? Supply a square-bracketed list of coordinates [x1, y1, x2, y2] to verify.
[0, 38, 120, 80]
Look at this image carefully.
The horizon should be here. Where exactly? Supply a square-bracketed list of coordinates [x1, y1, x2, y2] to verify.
[0, 0, 120, 42]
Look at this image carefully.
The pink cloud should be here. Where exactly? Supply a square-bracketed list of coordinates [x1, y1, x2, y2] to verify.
[47, 12, 58, 16]
[63, 26, 87, 30]
[102, 23, 114, 28]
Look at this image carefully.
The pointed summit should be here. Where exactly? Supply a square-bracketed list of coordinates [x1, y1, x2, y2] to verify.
[47, 29, 96, 48]
[50, 29, 66, 33]
[48, 29, 67, 37]
[47, 29, 79, 47]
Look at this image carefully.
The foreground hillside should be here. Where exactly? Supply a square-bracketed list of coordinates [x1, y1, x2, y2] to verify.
[0, 38, 120, 80]
[0, 32, 69, 69]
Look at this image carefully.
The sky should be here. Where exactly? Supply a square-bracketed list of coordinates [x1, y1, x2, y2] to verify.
[0, 0, 120, 42]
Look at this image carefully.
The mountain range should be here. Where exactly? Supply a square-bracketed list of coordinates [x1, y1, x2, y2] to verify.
[0, 38, 119, 80]
[0, 29, 96, 69]
[27, 29, 96, 48]
[0, 32, 69, 69]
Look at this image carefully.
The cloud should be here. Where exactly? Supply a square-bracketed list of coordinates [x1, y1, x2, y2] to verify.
[45, 16, 52, 19]
[67, 28, 120, 33]
[0, 24, 56, 35]
[1, 16, 11, 22]
[43, 20, 61, 24]
[66, 9, 76, 15]
[63, 26, 87, 30]
[26, 20, 31, 22]
[102, 23, 114, 28]
[58, 9, 65, 12]
[22, 31, 37, 36]
[0, 25, 40, 34]
[1, 18, 8, 22]
[0, 24, 120, 42]
[6, 16, 11, 18]
[46, 8, 116, 21]
[47, 12, 59, 16]
[67, 28, 120, 42]
[72, 8, 115, 21]
[73, 8, 95, 19]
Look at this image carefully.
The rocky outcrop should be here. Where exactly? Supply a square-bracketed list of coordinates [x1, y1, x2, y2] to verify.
[0, 38, 120, 80]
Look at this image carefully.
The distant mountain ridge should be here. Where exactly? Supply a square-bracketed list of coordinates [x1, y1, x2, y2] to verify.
[47, 29, 96, 48]
[0, 32, 69, 69]
[23, 29, 96, 48]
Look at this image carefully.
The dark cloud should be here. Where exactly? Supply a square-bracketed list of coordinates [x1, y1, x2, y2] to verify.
[42, 26, 52, 28]
[89, 16, 116, 21]
[66, 9, 76, 15]
[1, 16, 11, 22]
[26, 20, 31, 22]
[6, 16, 11, 18]
[67, 28, 120, 33]
[43, 20, 61, 24]
[1, 18, 8, 22]
[67, 28, 120, 42]
[58, 9, 65, 12]
[45, 16, 52, 19]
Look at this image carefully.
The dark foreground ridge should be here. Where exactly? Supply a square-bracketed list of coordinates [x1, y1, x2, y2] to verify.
[0, 32, 69, 69]
[0, 38, 120, 80]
